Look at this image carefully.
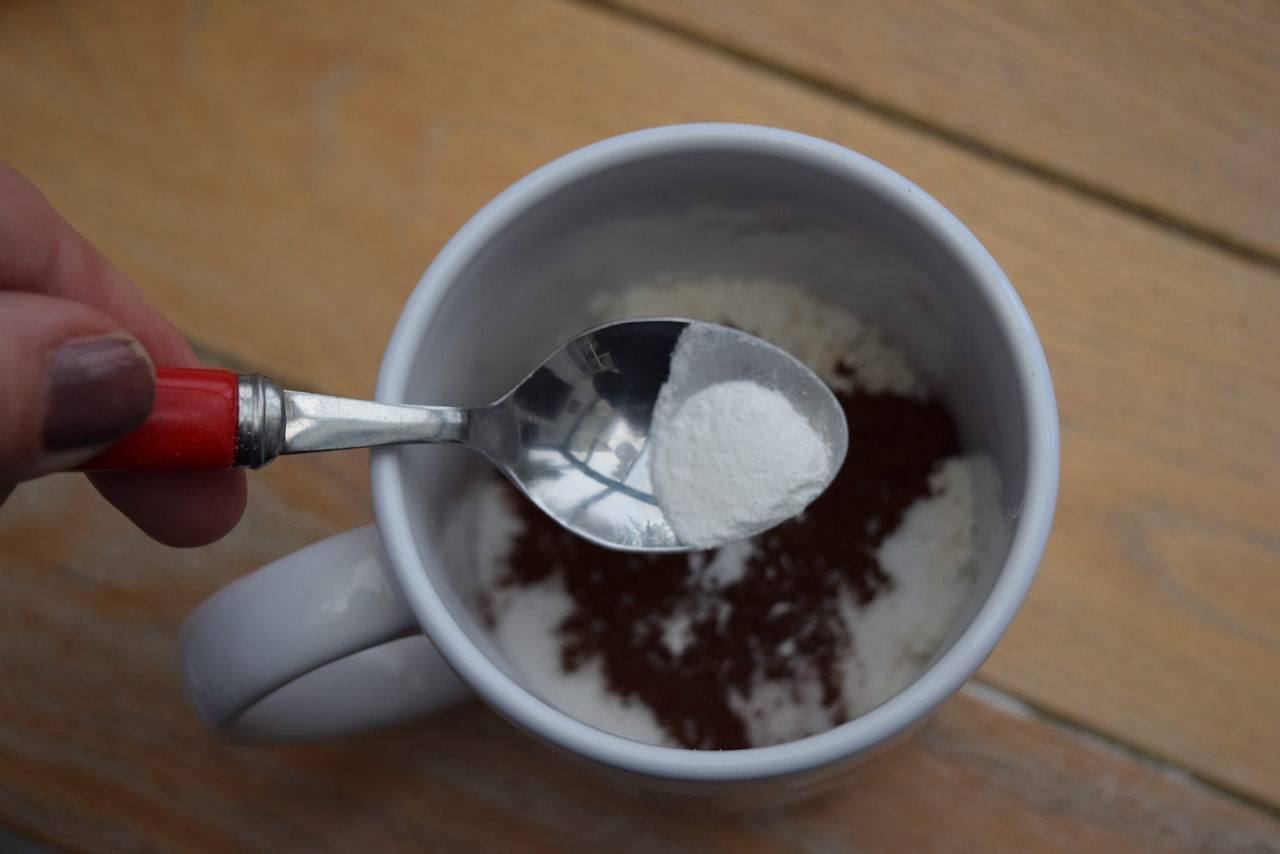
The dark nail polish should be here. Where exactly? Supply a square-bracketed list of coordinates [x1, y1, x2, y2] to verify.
[42, 336, 155, 451]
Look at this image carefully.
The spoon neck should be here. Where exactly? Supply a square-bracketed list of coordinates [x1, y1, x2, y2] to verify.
[234, 374, 471, 467]
[280, 390, 470, 457]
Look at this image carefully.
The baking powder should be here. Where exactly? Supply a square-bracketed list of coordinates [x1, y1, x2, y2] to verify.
[650, 379, 831, 547]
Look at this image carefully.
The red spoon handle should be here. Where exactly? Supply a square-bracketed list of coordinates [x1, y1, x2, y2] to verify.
[80, 368, 241, 470]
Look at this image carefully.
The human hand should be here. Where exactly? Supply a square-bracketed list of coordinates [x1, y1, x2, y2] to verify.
[0, 161, 246, 546]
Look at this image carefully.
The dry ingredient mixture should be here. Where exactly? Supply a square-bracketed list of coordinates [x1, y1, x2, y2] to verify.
[470, 281, 986, 750]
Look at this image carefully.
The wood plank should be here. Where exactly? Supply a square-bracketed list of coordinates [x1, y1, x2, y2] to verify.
[1, 466, 1278, 850]
[0, 0, 1277, 815]
[608, 0, 1280, 260]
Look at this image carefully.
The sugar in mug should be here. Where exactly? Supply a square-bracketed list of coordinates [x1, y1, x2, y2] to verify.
[180, 123, 1058, 803]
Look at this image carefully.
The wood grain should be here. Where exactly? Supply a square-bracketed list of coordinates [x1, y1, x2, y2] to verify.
[607, 0, 1280, 260]
[0, 0, 1278, 845]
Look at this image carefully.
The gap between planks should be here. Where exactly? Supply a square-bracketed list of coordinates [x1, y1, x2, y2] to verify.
[577, 0, 1280, 275]
[964, 679, 1280, 824]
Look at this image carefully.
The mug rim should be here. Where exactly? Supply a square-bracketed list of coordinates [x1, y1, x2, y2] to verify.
[371, 123, 1059, 783]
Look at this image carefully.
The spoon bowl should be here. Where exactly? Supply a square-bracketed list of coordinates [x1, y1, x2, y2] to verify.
[475, 319, 848, 551]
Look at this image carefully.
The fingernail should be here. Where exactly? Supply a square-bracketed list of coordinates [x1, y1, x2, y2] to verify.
[43, 336, 155, 451]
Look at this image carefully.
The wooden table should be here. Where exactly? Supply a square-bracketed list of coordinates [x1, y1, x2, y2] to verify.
[1, 1, 1278, 850]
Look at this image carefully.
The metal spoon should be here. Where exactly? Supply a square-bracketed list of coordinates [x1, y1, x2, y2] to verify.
[86, 319, 848, 552]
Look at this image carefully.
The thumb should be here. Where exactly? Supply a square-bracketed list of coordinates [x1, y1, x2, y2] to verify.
[0, 290, 155, 498]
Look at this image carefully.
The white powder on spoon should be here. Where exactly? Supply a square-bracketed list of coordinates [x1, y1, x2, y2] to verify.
[651, 380, 830, 547]
[648, 322, 835, 548]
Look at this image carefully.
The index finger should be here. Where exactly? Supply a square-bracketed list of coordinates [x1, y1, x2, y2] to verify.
[0, 161, 197, 368]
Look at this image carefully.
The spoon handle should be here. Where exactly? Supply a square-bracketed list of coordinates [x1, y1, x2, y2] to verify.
[80, 368, 470, 471]
[79, 368, 242, 470]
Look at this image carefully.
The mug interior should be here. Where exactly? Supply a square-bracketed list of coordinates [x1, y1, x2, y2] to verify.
[375, 126, 1051, 788]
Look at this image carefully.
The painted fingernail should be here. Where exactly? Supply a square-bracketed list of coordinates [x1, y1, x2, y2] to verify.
[42, 336, 155, 451]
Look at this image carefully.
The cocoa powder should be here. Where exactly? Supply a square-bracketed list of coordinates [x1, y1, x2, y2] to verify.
[498, 370, 959, 750]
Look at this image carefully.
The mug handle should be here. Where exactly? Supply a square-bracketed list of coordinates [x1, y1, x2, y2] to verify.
[179, 525, 472, 743]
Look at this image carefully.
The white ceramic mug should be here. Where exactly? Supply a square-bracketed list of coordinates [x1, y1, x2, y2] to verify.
[180, 124, 1058, 801]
